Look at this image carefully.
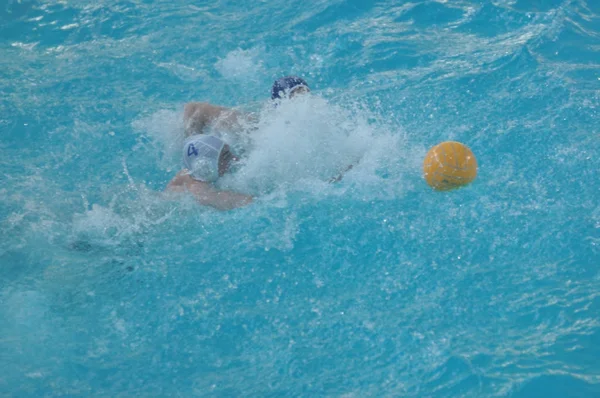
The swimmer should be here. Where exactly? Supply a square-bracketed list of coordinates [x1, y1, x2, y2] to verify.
[183, 75, 310, 136]
[169, 75, 352, 208]
[167, 76, 310, 210]
[167, 135, 253, 210]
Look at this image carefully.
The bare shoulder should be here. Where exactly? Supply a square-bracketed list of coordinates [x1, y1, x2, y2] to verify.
[184, 102, 228, 121]
[166, 170, 209, 192]
[183, 102, 231, 136]
[165, 170, 252, 210]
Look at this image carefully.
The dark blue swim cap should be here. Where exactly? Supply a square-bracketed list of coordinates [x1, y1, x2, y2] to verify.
[271, 76, 309, 100]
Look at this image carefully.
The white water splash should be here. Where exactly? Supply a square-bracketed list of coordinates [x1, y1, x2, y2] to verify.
[215, 48, 265, 81]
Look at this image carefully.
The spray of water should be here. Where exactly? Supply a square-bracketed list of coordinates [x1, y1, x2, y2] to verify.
[133, 92, 416, 206]
[222, 94, 413, 199]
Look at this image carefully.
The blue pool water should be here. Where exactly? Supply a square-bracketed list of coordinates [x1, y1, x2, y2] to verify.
[1, 0, 599, 396]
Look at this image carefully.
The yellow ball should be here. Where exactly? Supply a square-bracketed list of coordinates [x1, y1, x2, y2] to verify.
[423, 141, 477, 191]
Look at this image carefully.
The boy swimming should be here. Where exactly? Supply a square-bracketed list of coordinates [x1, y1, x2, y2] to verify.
[166, 75, 354, 209]
[166, 76, 310, 210]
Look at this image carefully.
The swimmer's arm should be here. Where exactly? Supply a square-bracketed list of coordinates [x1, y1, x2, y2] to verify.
[167, 171, 253, 210]
[184, 102, 257, 136]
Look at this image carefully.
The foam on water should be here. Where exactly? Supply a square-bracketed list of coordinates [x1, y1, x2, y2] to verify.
[221, 94, 408, 195]
[215, 47, 265, 82]
[132, 108, 185, 173]
[131, 90, 415, 204]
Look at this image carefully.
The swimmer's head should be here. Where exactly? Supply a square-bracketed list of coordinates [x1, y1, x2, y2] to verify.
[271, 76, 310, 100]
[183, 135, 239, 182]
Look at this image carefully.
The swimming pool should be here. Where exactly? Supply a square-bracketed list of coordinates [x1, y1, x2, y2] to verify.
[1, 0, 599, 396]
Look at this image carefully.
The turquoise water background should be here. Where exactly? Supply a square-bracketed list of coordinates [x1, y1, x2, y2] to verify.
[1, 0, 600, 396]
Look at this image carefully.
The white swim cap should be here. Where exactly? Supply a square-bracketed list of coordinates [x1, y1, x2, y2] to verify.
[183, 135, 226, 182]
